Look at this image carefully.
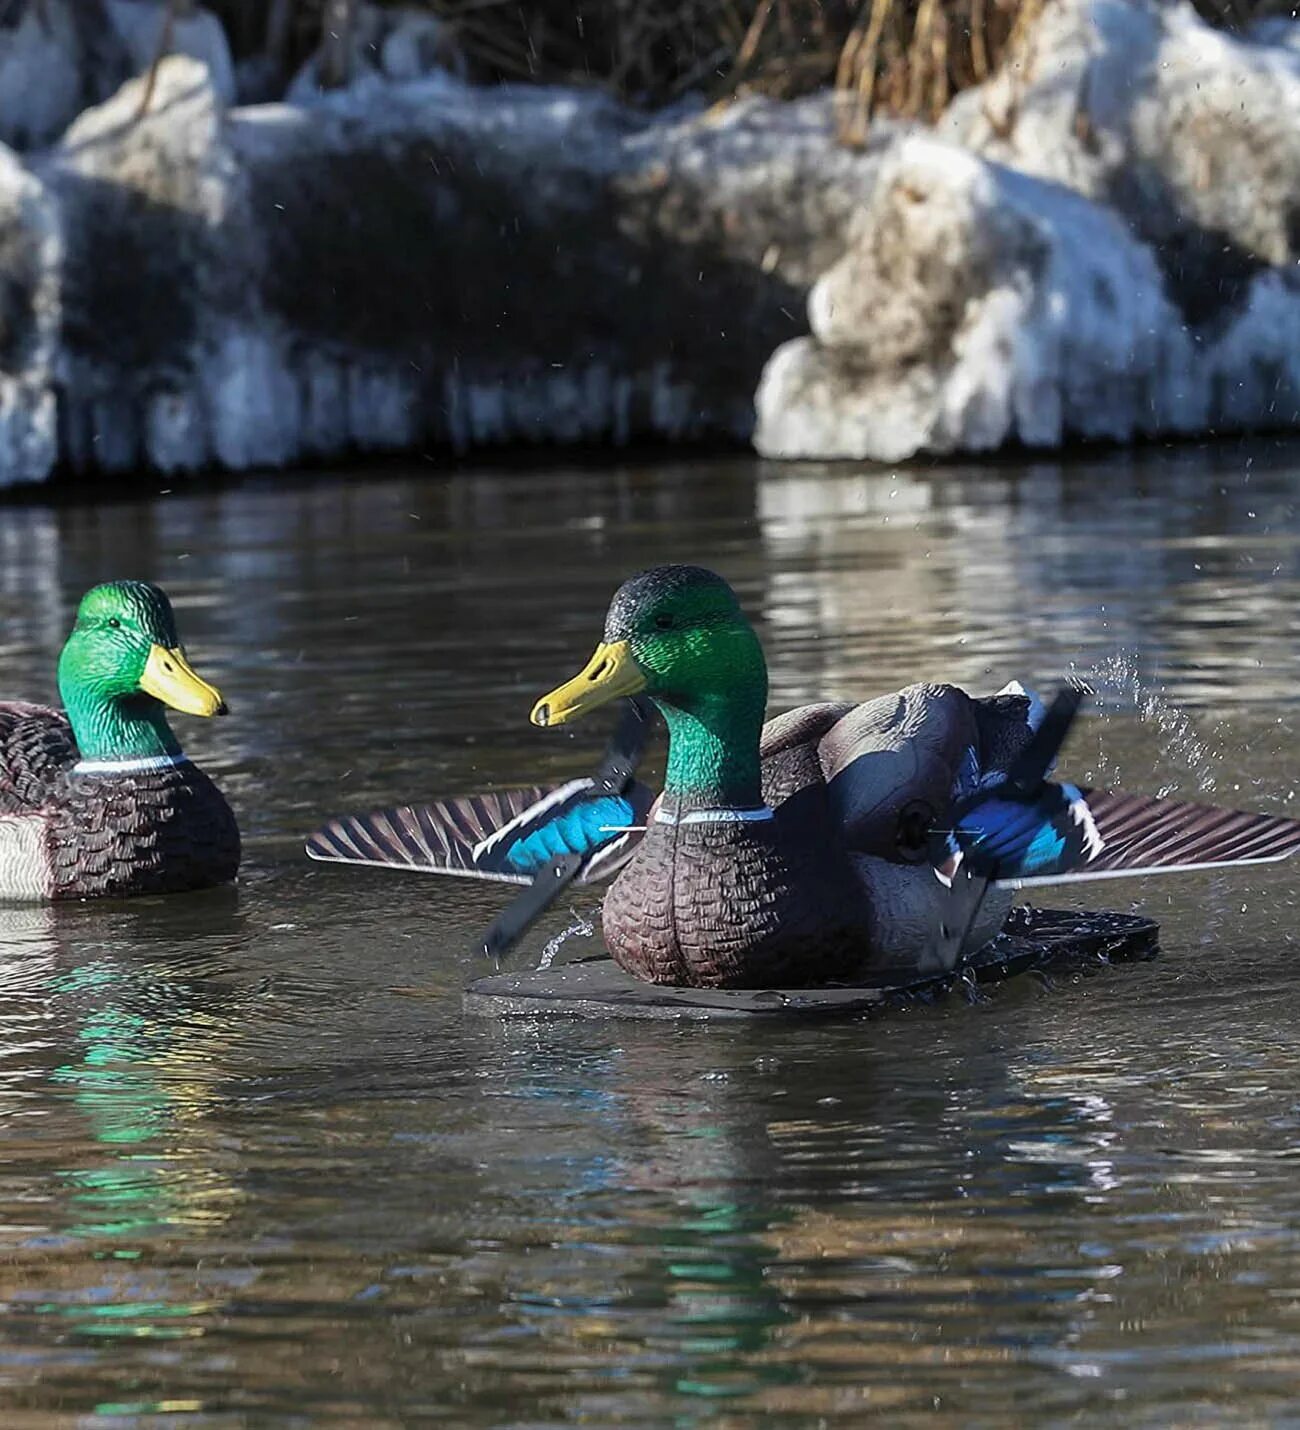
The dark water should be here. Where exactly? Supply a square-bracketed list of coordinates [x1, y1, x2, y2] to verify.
[0, 445, 1298, 1427]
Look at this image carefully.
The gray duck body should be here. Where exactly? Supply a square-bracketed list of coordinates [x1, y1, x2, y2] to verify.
[0, 702, 240, 900]
[601, 683, 1038, 988]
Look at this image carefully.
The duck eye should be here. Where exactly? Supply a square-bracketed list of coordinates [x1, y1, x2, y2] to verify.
[653, 614, 674, 630]
[108, 618, 122, 630]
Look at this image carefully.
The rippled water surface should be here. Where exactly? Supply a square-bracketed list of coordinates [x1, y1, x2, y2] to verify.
[1, 444, 1299, 1427]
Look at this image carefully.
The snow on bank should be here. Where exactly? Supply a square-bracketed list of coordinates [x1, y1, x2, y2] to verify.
[756, 135, 1300, 461]
[0, 0, 237, 154]
[0, 146, 60, 486]
[757, 0, 1300, 460]
[0, 0, 1296, 483]
[27, 59, 880, 480]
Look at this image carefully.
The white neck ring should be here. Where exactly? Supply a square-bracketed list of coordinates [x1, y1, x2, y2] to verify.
[655, 805, 775, 826]
[73, 753, 191, 775]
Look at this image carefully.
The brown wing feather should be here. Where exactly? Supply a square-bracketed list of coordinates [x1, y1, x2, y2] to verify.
[810, 685, 978, 859]
[1081, 789, 1300, 875]
[758, 703, 855, 810]
[306, 786, 556, 882]
[759, 687, 1040, 860]
[0, 703, 78, 814]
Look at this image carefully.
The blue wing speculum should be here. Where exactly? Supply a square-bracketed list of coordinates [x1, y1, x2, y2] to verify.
[929, 682, 1089, 891]
[994, 785, 1300, 887]
[937, 780, 1104, 883]
[471, 781, 648, 880]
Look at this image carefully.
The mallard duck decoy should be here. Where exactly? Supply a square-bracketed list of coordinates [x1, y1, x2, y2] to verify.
[521, 564, 1060, 985]
[525, 565, 1300, 987]
[307, 565, 1300, 989]
[0, 581, 240, 901]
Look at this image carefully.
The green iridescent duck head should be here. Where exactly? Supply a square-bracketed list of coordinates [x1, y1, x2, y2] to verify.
[532, 565, 768, 809]
[57, 582, 227, 764]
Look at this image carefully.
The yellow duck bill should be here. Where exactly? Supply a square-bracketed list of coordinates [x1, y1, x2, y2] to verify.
[140, 645, 229, 717]
[531, 640, 646, 727]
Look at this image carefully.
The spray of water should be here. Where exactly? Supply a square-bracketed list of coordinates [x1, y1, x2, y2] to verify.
[1075, 651, 1220, 796]
[536, 907, 596, 970]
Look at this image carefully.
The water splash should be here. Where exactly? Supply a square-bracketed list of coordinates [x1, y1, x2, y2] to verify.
[536, 908, 596, 970]
[1076, 651, 1220, 795]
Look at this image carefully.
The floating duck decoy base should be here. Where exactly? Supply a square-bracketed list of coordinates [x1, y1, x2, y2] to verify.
[463, 908, 1159, 1022]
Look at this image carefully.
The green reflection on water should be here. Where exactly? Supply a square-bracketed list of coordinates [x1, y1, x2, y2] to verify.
[38, 959, 235, 1343]
[48, 959, 236, 1233]
[50, 990, 175, 1240]
[32, 1297, 207, 1336]
[661, 1202, 798, 1402]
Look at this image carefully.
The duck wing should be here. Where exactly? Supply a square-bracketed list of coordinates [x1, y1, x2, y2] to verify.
[969, 682, 1045, 786]
[0, 703, 78, 814]
[307, 697, 657, 961]
[760, 702, 856, 762]
[307, 696, 656, 888]
[305, 777, 655, 886]
[937, 678, 1300, 884]
[758, 701, 855, 807]
[757, 683, 1046, 856]
[948, 782, 1300, 887]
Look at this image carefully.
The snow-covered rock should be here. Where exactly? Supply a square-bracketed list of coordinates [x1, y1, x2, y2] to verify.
[945, 0, 1300, 276]
[0, 0, 234, 153]
[46, 57, 247, 474]
[758, 138, 1182, 460]
[0, 143, 60, 484]
[0, 0, 1295, 483]
[757, 0, 1300, 461]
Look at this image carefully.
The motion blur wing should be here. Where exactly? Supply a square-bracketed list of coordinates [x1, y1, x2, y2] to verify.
[925, 684, 1086, 973]
[934, 677, 1300, 892]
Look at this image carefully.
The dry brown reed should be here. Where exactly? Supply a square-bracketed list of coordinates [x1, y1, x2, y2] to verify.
[208, 0, 1295, 138]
